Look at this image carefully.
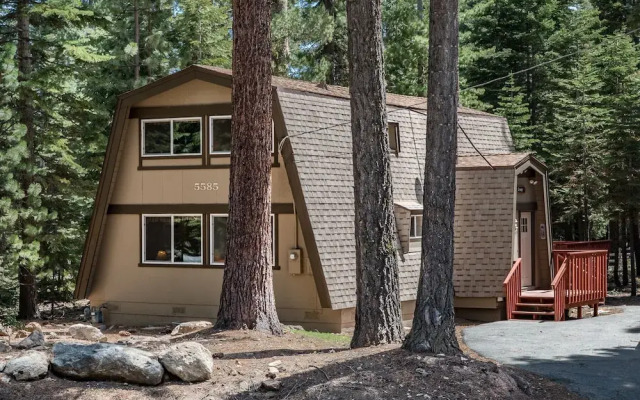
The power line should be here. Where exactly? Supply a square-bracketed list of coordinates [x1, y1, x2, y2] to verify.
[278, 25, 640, 152]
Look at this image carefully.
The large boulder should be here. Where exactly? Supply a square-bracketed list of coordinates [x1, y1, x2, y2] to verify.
[170, 321, 212, 336]
[0, 341, 11, 353]
[15, 330, 45, 349]
[4, 351, 49, 381]
[51, 342, 163, 386]
[25, 322, 42, 333]
[68, 324, 107, 342]
[159, 342, 214, 382]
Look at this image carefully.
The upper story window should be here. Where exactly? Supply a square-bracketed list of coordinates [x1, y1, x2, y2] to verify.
[210, 214, 275, 266]
[410, 214, 423, 239]
[210, 116, 276, 155]
[389, 122, 400, 155]
[210, 116, 232, 154]
[142, 118, 202, 156]
[142, 214, 203, 265]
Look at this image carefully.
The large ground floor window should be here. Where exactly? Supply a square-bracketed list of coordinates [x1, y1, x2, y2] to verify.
[210, 214, 275, 266]
[142, 214, 203, 265]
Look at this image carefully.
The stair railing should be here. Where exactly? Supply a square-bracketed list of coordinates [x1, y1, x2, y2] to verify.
[551, 255, 568, 321]
[503, 258, 522, 320]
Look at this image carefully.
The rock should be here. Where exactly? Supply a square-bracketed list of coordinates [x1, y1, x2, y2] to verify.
[47, 332, 58, 340]
[0, 361, 5, 372]
[0, 342, 11, 353]
[15, 331, 45, 349]
[0, 326, 10, 337]
[0, 374, 10, 384]
[25, 322, 42, 333]
[51, 342, 163, 386]
[158, 342, 214, 382]
[268, 360, 282, 368]
[170, 321, 212, 336]
[4, 351, 49, 381]
[415, 368, 429, 376]
[118, 331, 131, 337]
[212, 352, 224, 359]
[68, 324, 107, 342]
[261, 379, 282, 391]
[268, 366, 279, 374]
[14, 330, 28, 339]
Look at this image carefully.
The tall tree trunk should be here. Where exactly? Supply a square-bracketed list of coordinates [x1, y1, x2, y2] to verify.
[215, 0, 282, 334]
[346, 0, 404, 348]
[623, 217, 629, 286]
[134, 0, 140, 82]
[16, 0, 38, 320]
[612, 218, 621, 288]
[403, 0, 460, 354]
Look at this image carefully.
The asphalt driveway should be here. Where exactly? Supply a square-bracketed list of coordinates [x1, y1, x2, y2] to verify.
[464, 307, 640, 400]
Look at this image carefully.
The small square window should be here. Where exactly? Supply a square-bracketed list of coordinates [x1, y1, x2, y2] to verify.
[143, 121, 171, 155]
[210, 116, 232, 154]
[143, 215, 202, 264]
[410, 215, 423, 239]
[173, 120, 202, 154]
[389, 122, 400, 154]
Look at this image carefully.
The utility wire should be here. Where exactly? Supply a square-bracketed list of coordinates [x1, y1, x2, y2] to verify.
[278, 25, 640, 155]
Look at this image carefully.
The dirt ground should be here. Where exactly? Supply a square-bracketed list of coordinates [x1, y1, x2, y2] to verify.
[0, 306, 584, 400]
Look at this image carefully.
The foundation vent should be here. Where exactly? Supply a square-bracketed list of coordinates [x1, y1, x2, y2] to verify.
[172, 306, 186, 315]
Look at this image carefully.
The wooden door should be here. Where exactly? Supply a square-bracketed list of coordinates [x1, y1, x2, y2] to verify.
[520, 212, 533, 287]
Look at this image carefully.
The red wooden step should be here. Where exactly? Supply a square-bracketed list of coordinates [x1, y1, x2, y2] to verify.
[512, 310, 555, 316]
[515, 302, 554, 308]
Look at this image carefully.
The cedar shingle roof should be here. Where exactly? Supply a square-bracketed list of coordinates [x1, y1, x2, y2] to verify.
[276, 87, 527, 309]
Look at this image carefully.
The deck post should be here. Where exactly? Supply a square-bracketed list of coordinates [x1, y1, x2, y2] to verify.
[577, 306, 582, 319]
[593, 303, 598, 317]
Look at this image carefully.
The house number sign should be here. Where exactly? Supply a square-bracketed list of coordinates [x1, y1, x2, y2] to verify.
[193, 182, 219, 191]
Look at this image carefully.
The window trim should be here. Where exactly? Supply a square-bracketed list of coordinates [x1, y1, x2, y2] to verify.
[141, 117, 203, 157]
[409, 214, 423, 239]
[209, 116, 276, 155]
[209, 213, 276, 266]
[141, 214, 203, 265]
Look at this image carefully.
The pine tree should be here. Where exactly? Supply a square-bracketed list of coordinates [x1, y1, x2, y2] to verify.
[403, 0, 461, 355]
[382, 0, 429, 96]
[494, 75, 534, 151]
[544, 50, 607, 240]
[215, 0, 282, 334]
[347, 0, 404, 347]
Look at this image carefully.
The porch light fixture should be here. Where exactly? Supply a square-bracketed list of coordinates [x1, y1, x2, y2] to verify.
[529, 179, 538, 185]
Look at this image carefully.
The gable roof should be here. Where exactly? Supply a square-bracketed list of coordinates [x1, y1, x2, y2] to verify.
[75, 65, 541, 310]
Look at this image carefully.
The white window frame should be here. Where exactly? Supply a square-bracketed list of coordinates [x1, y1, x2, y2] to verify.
[141, 117, 203, 157]
[141, 214, 203, 265]
[210, 213, 276, 266]
[409, 214, 423, 239]
[209, 116, 276, 155]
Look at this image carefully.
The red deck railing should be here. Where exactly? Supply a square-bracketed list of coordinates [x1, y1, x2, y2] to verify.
[503, 258, 522, 320]
[551, 249, 608, 319]
[505, 241, 609, 321]
[551, 255, 568, 321]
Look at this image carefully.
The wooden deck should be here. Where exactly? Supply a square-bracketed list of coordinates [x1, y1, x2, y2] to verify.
[504, 241, 610, 321]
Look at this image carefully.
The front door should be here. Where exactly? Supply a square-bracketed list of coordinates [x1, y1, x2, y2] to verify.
[519, 212, 533, 287]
